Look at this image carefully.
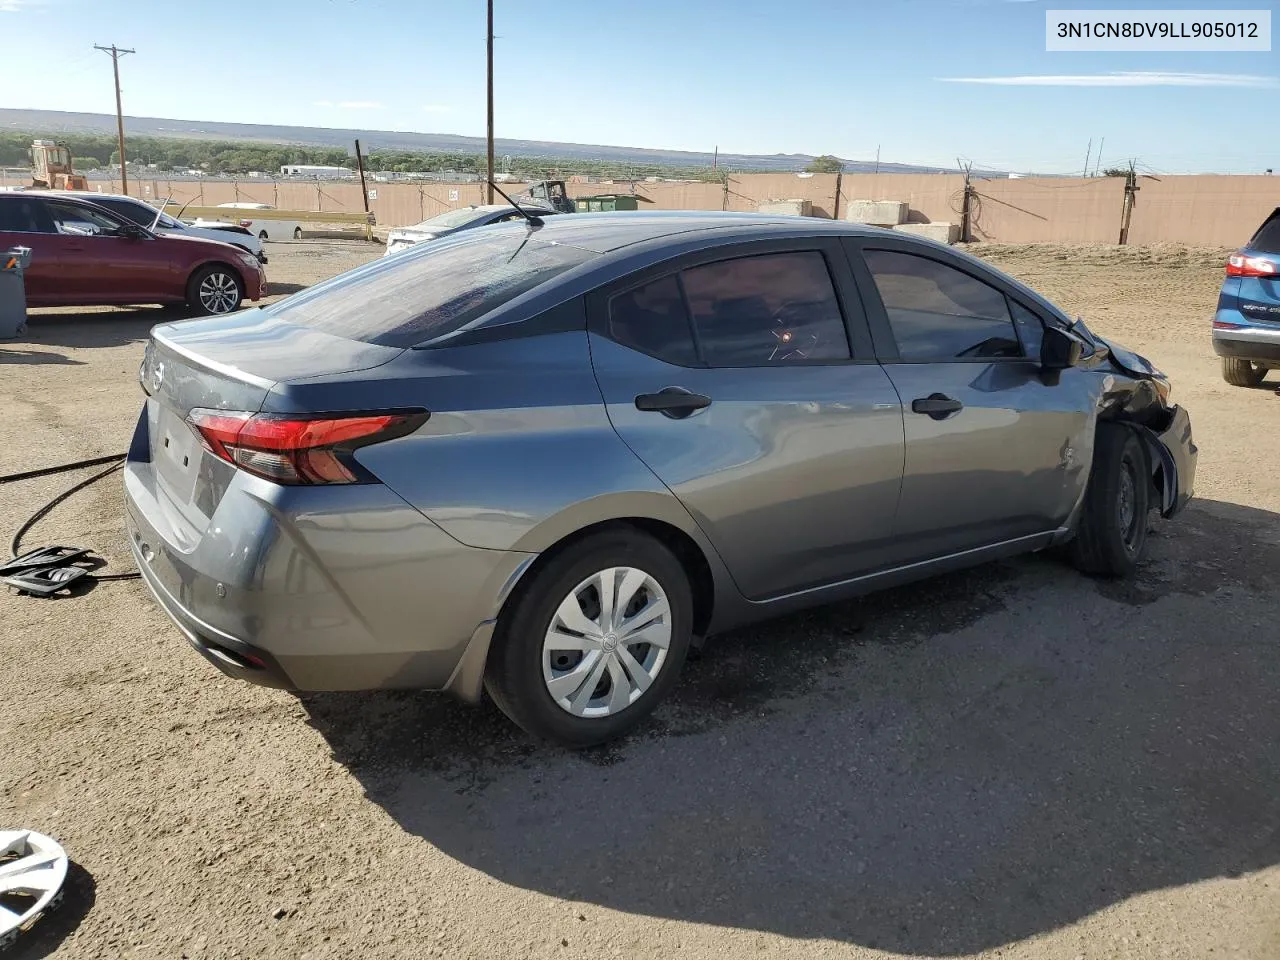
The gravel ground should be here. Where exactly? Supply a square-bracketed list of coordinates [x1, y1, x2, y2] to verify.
[2, 240, 1277, 960]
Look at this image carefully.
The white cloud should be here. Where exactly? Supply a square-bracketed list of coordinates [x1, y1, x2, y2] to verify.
[312, 99, 386, 109]
[939, 71, 1279, 88]
[420, 104, 452, 114]
[0, 0, 43, 11]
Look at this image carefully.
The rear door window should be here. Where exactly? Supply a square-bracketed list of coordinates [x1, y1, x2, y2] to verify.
[608, 275, 698, 365]
[682, 251, 851, 366]
[267, 229, 598, 347]
[0, 198, 54, 233]
[863, 249, 1023, 361]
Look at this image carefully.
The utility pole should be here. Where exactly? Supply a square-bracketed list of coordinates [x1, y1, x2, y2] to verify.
[95, 44, 135, 195]
[354, 139, 371, 241]
[1082, 138, 1092, 179]
[1118, 160, 1137, 245]
[1092, 136, 1105, 177]
[957, 158, 974, 243]
[485, 0, 495, 203]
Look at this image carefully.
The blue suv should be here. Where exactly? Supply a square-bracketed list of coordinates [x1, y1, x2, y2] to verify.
[1214, 208, 1280, 387]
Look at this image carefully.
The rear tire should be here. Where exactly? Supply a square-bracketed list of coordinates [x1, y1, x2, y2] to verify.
[485, 529, 693, 747]
[1221, 357, 1267, 387]
[1069, 424, 1151, 579]
[293, 227, 303, 240]
[257, 230, 269, 241]
[186, 264, 244, 316]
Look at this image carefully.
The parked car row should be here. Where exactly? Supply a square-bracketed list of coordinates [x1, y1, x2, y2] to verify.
[0, 191, 265, 315]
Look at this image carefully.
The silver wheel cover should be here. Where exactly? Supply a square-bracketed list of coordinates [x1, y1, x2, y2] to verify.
[0, 830, 68, 948]
[197, 271, 239, 314]
[542, 566, 672, 718]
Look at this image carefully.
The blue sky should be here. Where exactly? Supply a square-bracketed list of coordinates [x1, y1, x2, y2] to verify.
[3, 0, 1277, 173]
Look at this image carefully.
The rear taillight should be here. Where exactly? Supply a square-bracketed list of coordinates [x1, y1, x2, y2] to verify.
[186, 409, 427, 485]
[1226, 252, 1278, 277]
[238, 219, 253, 228]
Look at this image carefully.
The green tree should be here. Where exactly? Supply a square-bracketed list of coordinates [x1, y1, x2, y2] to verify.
[805, 155, 844, 174]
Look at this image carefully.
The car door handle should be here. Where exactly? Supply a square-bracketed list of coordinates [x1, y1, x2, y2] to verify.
[635, 387, 712, 419]
[911, 393, 964, 420]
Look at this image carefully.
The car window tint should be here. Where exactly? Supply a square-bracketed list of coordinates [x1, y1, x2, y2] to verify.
[45, 201, 125, 237]
[608, 275, 698, 365]
[1008, 299, 1045, 360]
[1249, 211, 1280, 254]
[680, 252, 851, 366]
[266, 229, 597, 347]
[93, 198, 149, 226]
[0, 198, 51, 233]
[863, 250, 1022, 361]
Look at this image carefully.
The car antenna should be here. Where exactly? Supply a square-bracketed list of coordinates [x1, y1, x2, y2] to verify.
[488, 180, 543, 228]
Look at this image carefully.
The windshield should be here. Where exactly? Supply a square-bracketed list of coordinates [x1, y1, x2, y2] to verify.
[409, 207, 490, 231]
[265, 227, 598, 347]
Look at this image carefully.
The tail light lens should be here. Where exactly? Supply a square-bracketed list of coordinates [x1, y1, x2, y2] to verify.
[186, 409, 427, 485]
[238, 219, 253, 228]
[1226, 252, 1277, 277]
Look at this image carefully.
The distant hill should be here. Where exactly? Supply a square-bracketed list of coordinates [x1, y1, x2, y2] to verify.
[0, 108, 967, 175]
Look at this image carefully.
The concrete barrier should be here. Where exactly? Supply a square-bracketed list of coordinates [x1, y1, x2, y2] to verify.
[893, 222, 960, 244]
[845, 199, 908, 226]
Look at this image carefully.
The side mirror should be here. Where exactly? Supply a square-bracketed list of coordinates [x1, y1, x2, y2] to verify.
[1041, 326, 1083, 371]
[120, 223, 148, 240]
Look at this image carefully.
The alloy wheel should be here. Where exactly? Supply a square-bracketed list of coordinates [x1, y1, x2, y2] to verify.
[541, 566, 671, 718]
[198, 272, 240, 314]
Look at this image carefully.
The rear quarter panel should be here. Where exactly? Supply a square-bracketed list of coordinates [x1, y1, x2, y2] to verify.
[276, 325, 715, 554]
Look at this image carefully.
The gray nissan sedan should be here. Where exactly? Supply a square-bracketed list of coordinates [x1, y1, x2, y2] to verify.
[125, 212, 1197, 746]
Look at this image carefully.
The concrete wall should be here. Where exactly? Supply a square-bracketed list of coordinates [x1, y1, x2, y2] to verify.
[4, 171, 1277, 246]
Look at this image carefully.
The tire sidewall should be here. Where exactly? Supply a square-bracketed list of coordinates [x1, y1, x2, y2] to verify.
[187, 264, 244, 316]
[487, 532, 693, 747]
[1085, 427, 1151, 576]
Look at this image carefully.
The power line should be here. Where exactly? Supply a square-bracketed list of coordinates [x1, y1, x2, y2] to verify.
[94, 44, 135, 195]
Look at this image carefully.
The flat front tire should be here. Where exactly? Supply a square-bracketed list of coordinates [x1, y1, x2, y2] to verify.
[1069, 424, 1151, 578]
[186, 265, 244, 316]
[485, 529, 694, 747]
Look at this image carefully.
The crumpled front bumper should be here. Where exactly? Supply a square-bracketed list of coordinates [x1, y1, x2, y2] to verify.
[1146, 404, 1197, 518]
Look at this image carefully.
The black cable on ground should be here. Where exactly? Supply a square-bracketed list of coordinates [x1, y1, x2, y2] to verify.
[0, 453, 128, 486]
[4, 453, 140, 585]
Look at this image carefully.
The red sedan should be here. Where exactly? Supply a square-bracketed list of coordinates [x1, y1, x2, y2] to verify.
[0, 191, 264, 315]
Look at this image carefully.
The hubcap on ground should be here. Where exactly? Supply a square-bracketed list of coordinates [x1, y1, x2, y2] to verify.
[542, 566, 672, 719]
[0, 830, 68, 949]
[1118, 460, 1138, 552]
[198, 272, 239, 313]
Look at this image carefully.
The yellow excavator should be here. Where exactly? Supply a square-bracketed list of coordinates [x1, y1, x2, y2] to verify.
[30, 139, 89, 191]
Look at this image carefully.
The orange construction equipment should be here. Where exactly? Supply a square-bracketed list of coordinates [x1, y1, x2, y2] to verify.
[30, 140, 89, 191]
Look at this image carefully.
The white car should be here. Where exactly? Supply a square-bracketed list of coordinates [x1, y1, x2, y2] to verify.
[67, 192, 267, 264]
[384, 204, 558, 256]
[197, 203, 305, 242]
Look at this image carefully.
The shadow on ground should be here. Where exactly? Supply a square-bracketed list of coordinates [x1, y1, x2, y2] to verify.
[10, 862, 95, 960]
[303, 500, 1280, 955]
[8, 307, 164, 354]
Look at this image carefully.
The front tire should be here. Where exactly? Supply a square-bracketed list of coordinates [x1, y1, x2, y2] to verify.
[485, 529, 694, 747]
[293, 227, 303, 240]
[1221, 357, 1267, 387]
[186, 264, 244, 316]
[1069, 424, 1151, 578]
[257, 230, 269, 241]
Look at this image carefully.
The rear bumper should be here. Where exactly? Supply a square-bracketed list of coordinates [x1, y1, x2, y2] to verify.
[1212, 313, 1280, 364]
[123, 444, 533, 694]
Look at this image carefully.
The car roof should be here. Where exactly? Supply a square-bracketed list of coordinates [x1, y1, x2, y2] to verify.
[522, 211, 893, 254]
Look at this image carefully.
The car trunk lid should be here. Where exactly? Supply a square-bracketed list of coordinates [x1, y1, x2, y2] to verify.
[141, 309, 405, 528]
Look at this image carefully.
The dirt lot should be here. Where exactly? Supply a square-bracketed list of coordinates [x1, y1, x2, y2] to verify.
[2, 240, 1277, 960]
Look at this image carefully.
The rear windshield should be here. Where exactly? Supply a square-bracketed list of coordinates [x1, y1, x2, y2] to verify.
[264, 228, 598, 347]
[413, 208, 489, 230]
[1248, 210, 1280, 254]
